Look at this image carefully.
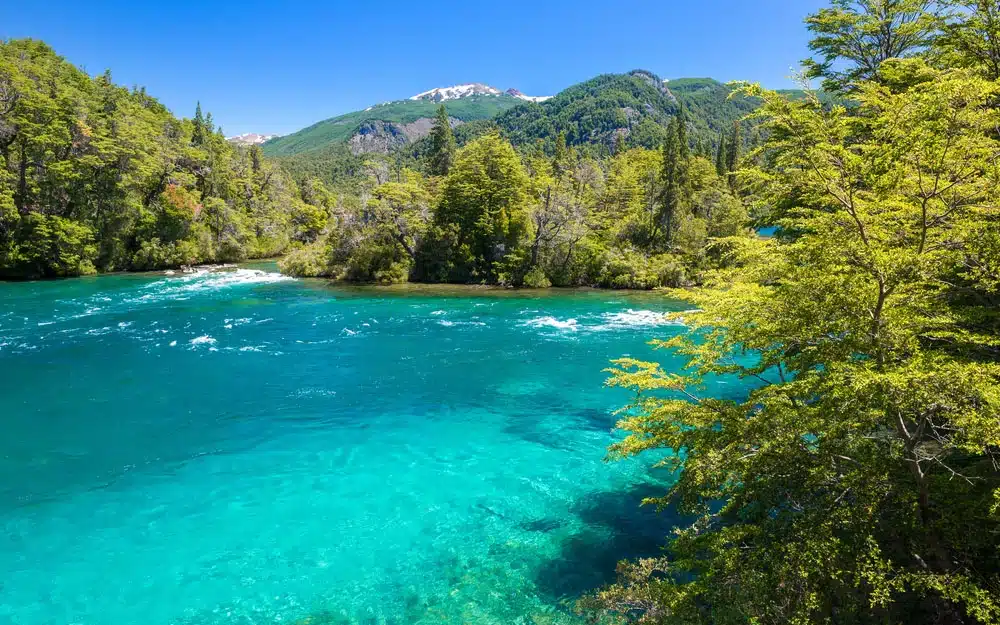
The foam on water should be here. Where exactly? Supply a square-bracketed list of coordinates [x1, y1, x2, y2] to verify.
[521, 309, 684, 336]
[0, 269, 750, 625]
[523, 316, 580, 331]
[133, 268, 293, 304]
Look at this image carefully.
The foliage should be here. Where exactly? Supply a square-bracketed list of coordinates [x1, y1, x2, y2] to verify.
[2, 213, 97, 277]
[587, 61, 1000, 625]
[281, 169, 432, 283]
[935, 0, 1000, 79]
[419, 133, 531, 283]
[427, 105, 456, 176]
[283, 116, 750, 289]
[0, 38, 332, 278]
[521, 265, 551, 288]
[804, 0, 941, 92]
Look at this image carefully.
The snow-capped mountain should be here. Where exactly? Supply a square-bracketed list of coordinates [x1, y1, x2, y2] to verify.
[410, 83, 504, 101]
[227, 133, 279, 146]
[410, 83, 551, 103]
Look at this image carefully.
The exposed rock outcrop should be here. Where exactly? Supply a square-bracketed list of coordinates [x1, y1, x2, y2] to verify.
[348, 117, 463, 155]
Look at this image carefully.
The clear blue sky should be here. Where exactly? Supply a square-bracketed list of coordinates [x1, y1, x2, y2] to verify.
[1, 0, 829, 136]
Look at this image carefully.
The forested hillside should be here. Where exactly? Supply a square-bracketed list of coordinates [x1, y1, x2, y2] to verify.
[494, 71, 771, 154]
[261, 94, 522, 157]
[279, 98, 749, 289]
[0, 39, 331, 279]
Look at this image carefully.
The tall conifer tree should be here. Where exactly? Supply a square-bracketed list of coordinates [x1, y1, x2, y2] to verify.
[715, 132, 728, 177]
[427, 105, 456, 176]
[192, 102, 206, 146]
[725, 120, 741, 189]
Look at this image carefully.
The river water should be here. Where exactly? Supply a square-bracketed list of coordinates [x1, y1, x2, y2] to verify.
[0, 266, 745, 624]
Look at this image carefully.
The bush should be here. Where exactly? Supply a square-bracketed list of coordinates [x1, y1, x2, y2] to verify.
[494, 248, 531, 287]
[373, 260, 411, 285]
[130, 238, 184, 271]
[278, 242, 331, 277]
[522, 266, 551, 288]
[598, 249, 687, 289]
[8, 213, 98, 278]
[216, 234, 249, 263]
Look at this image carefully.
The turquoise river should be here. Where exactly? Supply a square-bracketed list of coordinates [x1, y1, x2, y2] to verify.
[0, 265, 748, 625]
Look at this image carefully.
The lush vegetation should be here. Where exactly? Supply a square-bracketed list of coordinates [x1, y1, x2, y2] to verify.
[279, 103, 748, 288]
[265, 71, 813, 194]
[586, 1, 1000, 623]
[0, 39, 332, 279]
[495, 72, 776, 156]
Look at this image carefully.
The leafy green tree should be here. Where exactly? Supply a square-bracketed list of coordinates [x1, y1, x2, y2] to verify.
[0, 39, 327, 277]
[422, 133, 530, 283]
[587, 67, 1000, 625]
[7, 214, 97, 277]
[804, 0, 940, 92]
[427, 104, 456, 176]
[936, 0, 1000, 79]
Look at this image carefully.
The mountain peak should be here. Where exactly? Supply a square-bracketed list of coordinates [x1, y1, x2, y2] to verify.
[410, 83, 503, 102]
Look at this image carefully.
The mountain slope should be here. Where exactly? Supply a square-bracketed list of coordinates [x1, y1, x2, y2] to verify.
[494, 71, 787, 152]
[495, 70, 678, 149]
[262, 94, 523, 158]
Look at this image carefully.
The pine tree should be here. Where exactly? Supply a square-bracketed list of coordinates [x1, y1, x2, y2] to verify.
[553, 131, 569, 178]
[698, 136, 712, 159]
[192, 102, 205, 147]
[427, 105, 456, 176]
[675, 105, 689, 161]
[614, 131, 628, 155]
[657, 113, 689, 247]
[725, 120, 741, 189]
[715, 132, 728, 177]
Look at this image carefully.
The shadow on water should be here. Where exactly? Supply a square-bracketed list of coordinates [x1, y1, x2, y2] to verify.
[501, 399, 620, 453]
[533, 481, 684, 602]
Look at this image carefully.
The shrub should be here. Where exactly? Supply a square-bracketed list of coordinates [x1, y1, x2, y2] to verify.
[9, 213, 98, 278]
[278, 242, 331, 277]
[522, 266, 552, 288]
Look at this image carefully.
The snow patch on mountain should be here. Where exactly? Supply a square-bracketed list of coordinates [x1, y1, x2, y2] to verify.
[409, 83, 552, 103]
[410, 83, 504, 101]
[505, 88, 552, 103]
[227, 133, 279, 146]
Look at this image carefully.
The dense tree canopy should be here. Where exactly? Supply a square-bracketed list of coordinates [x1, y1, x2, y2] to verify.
[281, 125, 748, 288]
[587, 2, 1000, 623]
[0, 39, 331, 278]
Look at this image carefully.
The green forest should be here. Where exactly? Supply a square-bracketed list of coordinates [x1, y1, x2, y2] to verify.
[0, 39, 330, 279]
[278, 101, 747, 288]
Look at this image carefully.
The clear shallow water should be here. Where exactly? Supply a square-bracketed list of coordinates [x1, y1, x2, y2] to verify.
[0, 266, 749, 625]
